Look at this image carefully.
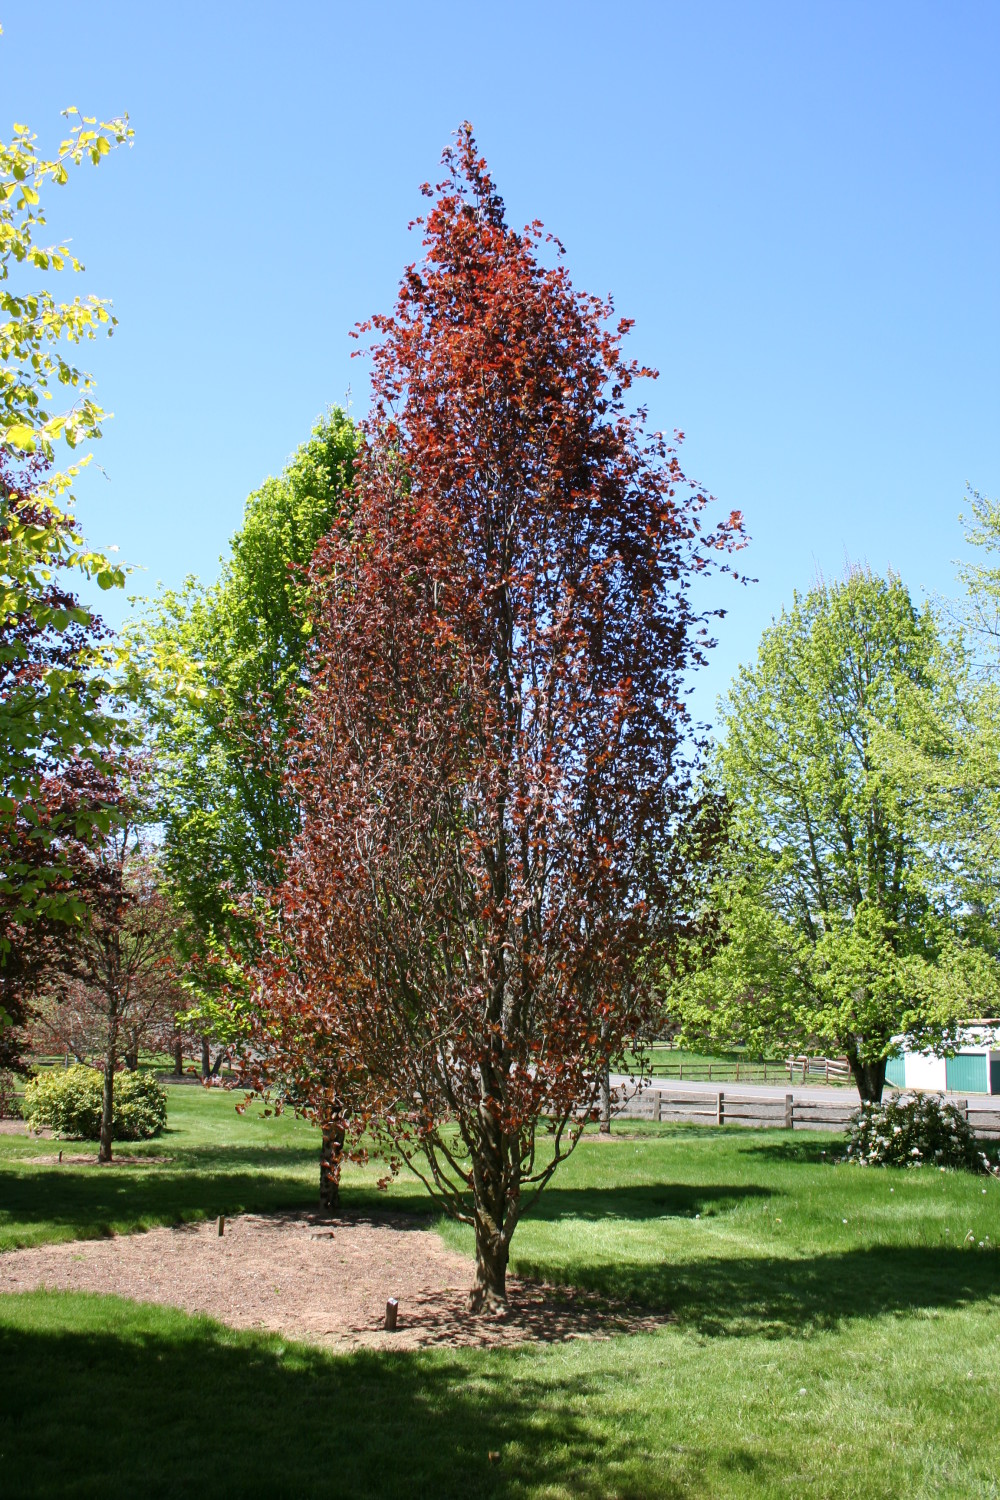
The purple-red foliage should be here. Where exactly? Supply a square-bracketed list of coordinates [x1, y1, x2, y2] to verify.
[247, 127, 745, 1306]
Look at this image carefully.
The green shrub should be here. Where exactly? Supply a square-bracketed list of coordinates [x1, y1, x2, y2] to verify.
[22, 1065, 167, 1141]
[0, 1069, 22, 1120]
[844, 1092, 996, 1174]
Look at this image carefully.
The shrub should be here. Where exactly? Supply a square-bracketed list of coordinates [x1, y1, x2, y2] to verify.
[0, 1069, 22, 1120]
[844, 1092, 996, 1174]
[22, 1065, 167, 1141]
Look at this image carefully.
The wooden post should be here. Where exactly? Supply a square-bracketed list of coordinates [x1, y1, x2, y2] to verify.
[653, 1092, 662, 1123]
[716, 1090, 725, 1125]
[954, 1096, 969, 1123]
[218, 1215, 225, 1236]
[598, 1064, 612, 1135]
[785, 1094, 794, 1129]
[385, 1298, 399, 1331]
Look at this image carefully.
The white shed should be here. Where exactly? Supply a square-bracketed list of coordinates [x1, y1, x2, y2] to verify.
[885, 1022, 1000, 1095]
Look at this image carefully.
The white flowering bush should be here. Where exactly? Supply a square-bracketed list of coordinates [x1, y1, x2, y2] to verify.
[844, 1092, 997, 1174]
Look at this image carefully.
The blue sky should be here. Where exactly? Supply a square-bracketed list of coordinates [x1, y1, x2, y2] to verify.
[4, 1, 998, 722]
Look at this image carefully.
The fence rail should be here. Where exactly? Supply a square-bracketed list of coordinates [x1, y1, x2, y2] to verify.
[640, 1052, 853, 1085]
[613, 1087, 1000, 1140]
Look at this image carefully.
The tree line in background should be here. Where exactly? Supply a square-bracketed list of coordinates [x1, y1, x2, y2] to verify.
[2, 104, 999, 1300]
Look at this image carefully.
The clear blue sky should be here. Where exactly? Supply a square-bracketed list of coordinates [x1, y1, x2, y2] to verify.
[5, 1, 998, 721]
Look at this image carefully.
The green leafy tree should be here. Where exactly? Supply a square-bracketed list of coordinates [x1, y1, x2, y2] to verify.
[2, 86, 130, 968]
[129, 411, 357, 1030]
[666, 569, 995, 1100]
[878, 491, 1000, 938]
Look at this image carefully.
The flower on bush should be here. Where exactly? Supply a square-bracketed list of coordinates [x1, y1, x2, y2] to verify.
[844, 1092, 997, 1174]
[23, 1066, 167, 1141]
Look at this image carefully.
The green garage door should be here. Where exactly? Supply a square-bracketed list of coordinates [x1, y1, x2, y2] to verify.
[945, 1053, 988, 1093]
[885, 1054, 906, 1088]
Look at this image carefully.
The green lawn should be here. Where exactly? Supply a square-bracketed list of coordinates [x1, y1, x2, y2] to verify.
[2, 1086, 999, 1498]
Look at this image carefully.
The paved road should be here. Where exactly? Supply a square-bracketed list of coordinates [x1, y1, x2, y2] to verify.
[608, 1074, 987, 1106]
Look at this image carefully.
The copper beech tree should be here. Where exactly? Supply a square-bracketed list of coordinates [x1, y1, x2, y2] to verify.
[248, 127, 743, 1309]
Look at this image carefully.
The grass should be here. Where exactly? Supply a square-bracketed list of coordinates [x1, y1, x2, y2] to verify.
[2, 1088, 999, 1497]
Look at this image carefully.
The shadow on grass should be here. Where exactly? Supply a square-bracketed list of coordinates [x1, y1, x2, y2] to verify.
[162, 1141, 321, 1169]
[743, 1136, 843, 1165]
[0, 1167, 317, 1245]
[0, 1294, 675, 1500]
[0, 1151, 443, 1247]
[524, 1181, 772, 1223]
[514, 1242, 1000, 1337]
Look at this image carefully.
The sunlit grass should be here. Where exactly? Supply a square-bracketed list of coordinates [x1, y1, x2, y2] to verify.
[2, 1087, 999, 1497]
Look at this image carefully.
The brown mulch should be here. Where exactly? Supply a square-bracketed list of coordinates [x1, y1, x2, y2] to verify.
[22, 1153, 174, 1167]
[0, 1210, 667, 1352]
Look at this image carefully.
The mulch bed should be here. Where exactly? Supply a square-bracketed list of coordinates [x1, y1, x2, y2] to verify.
[0, 1209, 668, 1351]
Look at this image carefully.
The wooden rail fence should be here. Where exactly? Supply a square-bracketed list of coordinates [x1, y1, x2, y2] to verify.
[613, 1088, 1000, 1140]
[642, 1054, 853, 1085]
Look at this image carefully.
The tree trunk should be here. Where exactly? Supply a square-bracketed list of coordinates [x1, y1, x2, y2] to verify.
[599, 1064, 612, 1135]
[849, 1054, 886, 1103]
[173, 1036, 183, 1076]
[470, 1217, 510, 1314]
[201, 1035, 211, 1078]
[468, 1105, 512, 1313]
[99, 1057, 115, 1164]
[124, 1043, 138, 1071]
[319, 1119, 345, 1211]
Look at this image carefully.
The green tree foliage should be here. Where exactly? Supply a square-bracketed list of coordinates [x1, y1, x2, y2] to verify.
[1, 87, 130, 977]
[1, 93, 130, 633]
[877, 490, 1000, 938]
[665, 569, 996, 1100]
[130, 411, 357, 1024]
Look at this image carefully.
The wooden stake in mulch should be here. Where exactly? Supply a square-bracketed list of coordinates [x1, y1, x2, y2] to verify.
[385, 1297, 399, 1331]
[217, 1215, 225, 1237]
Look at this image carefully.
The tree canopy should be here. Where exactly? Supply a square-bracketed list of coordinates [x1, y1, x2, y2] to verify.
[129, 410, 357, 1025]
[664, 569, 996, 1100]
[1, 98, 131, 1037]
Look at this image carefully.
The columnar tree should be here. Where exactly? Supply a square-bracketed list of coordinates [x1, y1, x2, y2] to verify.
[251, 127, 742, 1307]
[665, 569, 994, 1101]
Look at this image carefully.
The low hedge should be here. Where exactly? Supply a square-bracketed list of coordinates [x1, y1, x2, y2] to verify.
[23, 1065, 167, 1141]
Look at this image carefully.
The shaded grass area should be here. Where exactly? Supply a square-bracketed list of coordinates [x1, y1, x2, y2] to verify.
[0, 1084, 433, 1251]
[3, 1286, 998, 1499]
[3, 1092, 1000, 1496]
